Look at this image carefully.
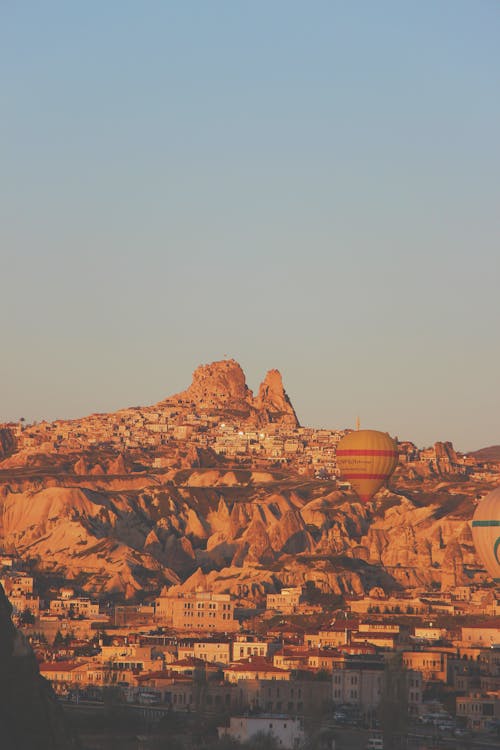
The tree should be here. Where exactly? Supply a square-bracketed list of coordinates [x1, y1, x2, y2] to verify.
[19, 607, 35, 625]
[315, 669, 331, 681]
[378, 653, 409, 750]
[53, 630, 64, 647]
[244, 732, 280, 750]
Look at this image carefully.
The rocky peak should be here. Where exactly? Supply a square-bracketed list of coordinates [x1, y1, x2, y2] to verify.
[434, 441, 458, 464]
[432, 441, 463, 476]
[171, 359, 253, 411]
[255, 369, 299, 426]
[166, 359, 299, 426]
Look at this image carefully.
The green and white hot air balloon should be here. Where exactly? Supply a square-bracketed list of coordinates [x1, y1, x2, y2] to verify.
[471, 487, 500, 583]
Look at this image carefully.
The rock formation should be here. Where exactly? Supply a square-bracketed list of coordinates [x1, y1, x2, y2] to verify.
[0, 360, 492, 603]
[255, 369, 299, 426]
[170, 359, 254, 412]
[0, 425, 16, 459]
[433, 441, 460, 474]
[165, 359, 299, 426]
[0, 466, 485, 600]
[0, 584, 78, 749]
[0, 487, 180, 597]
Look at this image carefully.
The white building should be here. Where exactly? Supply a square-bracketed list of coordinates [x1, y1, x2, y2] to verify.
[218, 716, 304, 749]
[232, 636, 269, 661]
[49, 597, 99, 618]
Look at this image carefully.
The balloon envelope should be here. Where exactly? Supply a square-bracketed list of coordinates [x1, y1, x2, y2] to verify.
[336, 429, 398, 503]
[471, 487, 500, 582]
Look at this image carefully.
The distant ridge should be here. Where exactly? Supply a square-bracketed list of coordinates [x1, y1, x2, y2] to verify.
[468, 445, 500, 462]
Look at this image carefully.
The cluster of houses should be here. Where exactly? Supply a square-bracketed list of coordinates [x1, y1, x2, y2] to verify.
[11, 410, 349, 476]
[2, 560, 497, 746]
[8, 403, 483, 480]
[33, 610, 499, 739]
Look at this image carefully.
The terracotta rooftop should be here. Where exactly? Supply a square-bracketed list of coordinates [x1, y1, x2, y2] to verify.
[226, 658, 288, 674]
[39, 661, 87, 672]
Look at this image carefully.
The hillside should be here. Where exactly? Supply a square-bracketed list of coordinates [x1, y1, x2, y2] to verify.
[469, 445, 500, 462]
[0, 360, 497, 602]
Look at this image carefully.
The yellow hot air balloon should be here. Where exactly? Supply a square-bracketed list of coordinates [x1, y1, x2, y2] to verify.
[471, 487, 500, 582]
[336, 429, 399, 503]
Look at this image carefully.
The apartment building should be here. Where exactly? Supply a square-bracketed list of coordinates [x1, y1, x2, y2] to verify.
[402, 649, 451, 683]
[224, 657, 291, 684]
[461, 627, 500, 647]
[232, 636, 269, 660]
[193, 641, 232, 664]
[49, 597, 99, 618]
[266, 587, 302, 614]
[155, 591, 238, 632]
[456, 693, 500, 731]
[239, 678, 331, 716]
[332, 656, 385, 711]
[0, 573, 34, 595]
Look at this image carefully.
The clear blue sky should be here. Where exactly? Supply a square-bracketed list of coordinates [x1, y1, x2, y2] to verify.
[1, 1, 499, 451]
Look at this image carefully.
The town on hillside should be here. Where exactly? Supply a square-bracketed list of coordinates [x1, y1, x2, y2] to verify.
[0, 361, 499, 750]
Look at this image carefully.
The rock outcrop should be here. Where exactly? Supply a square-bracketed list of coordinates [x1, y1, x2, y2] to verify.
[0, 584, 78, 749]
[0, 468, 487, 600]
[170, 359, 254, 412]
[0, 487, 180, 597]
[0, 360, 493, 603]
[255, 369, 299, 426]
[0, 425, 16, 459]
[433, 441, 461, 474]
[165, 359, 299, 426]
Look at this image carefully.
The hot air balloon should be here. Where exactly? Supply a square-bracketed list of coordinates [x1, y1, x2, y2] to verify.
[471, 487, 500, 582]
[336, 429, 398, 503]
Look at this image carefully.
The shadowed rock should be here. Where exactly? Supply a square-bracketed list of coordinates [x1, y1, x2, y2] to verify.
[0, 584, 79, 750]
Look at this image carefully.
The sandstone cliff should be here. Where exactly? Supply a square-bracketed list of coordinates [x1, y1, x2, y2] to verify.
[0, 468, 487, 601]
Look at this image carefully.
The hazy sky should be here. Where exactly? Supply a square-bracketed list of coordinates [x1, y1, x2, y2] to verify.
[2, 1, 499, 452]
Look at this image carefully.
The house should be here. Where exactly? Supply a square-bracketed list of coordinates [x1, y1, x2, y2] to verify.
[218, 715, 304, 749]
[456, 692, 500, 731]
[239, 677, 332, 716]
[332, 654, 385, 711]
[266, 586, 302, 614]
[224, 657, 291, 684]
[402, 649, 451, 683]
[155, 590, 238, 632]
